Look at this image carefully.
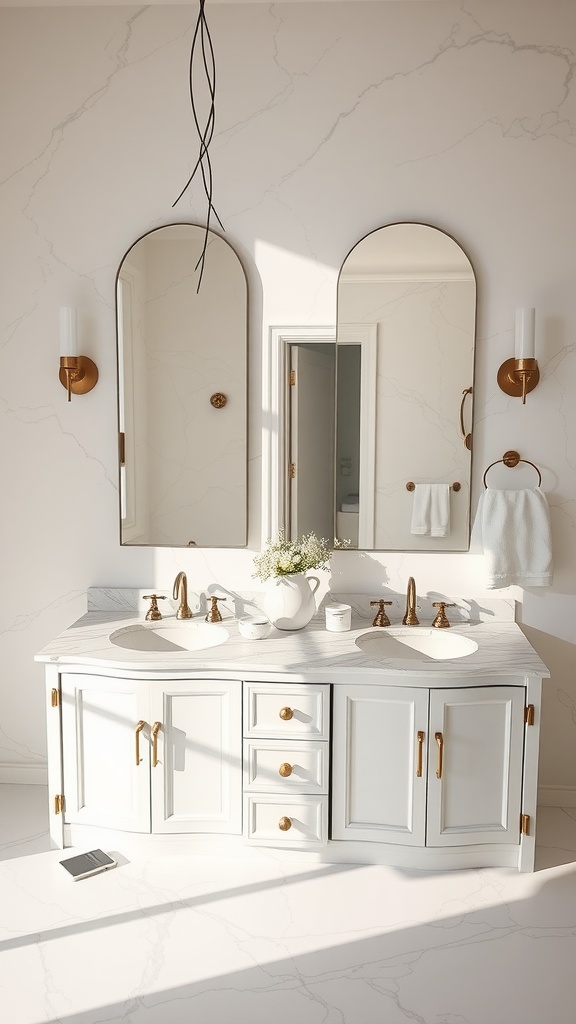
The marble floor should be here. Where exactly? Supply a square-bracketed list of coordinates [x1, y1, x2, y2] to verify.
[1, 786, 576, 1024]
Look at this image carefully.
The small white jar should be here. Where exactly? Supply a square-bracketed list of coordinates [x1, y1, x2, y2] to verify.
[325, 603, 352, 632]
[238, 615, 272, 640]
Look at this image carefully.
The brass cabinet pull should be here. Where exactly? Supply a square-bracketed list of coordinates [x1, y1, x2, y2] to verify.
[416, 730, 424, 777]
[460, 386, 473, 450]
[135, 720, 145, 765]
[279, 763, 293, 778]
[151, 721, 161, 767]
[279, 707, 293, 721]
[278, 816, 292, 831]
[435, 731, 444, 779]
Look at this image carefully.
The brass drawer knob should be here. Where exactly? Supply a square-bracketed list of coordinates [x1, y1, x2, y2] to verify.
[279, 762, 293, 777]
[279, 706, 293, 721]
[278, 816, 292, 831]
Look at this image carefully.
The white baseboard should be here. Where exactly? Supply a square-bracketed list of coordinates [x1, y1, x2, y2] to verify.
[0, 762, 48, 786]
[538, 785, 576, 808]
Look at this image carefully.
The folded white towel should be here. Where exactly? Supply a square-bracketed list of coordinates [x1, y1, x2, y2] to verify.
[341, 494, 360, 513]
[410, 484, 451, 537]
[430, 484, 451, 537]
[472, 487, 553, 588]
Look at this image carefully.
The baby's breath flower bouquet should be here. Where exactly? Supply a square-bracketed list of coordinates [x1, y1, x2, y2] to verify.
[253, 529, 331, 582]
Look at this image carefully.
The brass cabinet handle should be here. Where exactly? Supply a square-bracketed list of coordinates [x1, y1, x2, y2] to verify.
[435, 731, 444, 779]
[151, 721, 161, 768]
[416, 730, 424, 777]
[460, 386, 473, 450]
[278, 816, 292, 831]
[279, 707, 293, 721]
[135, 720, 145, 765]
[279, 763, 293, 778]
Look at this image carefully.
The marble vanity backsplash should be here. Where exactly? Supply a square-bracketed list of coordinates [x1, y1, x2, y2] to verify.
[88, 588, 515, 626]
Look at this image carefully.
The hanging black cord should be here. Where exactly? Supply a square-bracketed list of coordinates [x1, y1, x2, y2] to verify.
[172, 0, 223, 290]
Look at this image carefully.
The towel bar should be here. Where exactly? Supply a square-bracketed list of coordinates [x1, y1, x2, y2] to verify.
[406, 482, 461, 492]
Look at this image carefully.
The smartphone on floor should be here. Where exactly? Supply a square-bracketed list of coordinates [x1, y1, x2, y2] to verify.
[59, 849, 117, 881]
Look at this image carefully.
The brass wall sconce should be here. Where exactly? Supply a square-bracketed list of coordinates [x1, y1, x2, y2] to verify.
[497, 307, 539, 405]
[58, 306, 98, 402]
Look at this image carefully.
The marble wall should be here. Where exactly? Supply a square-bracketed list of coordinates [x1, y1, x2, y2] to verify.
[1, 2, 575, 801]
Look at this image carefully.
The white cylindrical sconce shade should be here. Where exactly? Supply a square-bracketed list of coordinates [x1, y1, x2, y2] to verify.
[59, 306, 78, 356]
[514, 307, 535, 359]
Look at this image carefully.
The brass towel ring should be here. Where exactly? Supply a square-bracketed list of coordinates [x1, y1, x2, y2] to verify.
[483, 450, 542, 489]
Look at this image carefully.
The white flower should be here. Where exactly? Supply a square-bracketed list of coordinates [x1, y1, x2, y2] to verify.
[253, 529, 333, 581]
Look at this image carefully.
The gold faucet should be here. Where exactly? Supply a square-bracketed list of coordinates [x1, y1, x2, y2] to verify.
[205, 596, 226, 622]
[402, 577, 419, 626]
[432, 602, 455, 628]
[370, 599, 392, 627]
[173, 571, 193, 619]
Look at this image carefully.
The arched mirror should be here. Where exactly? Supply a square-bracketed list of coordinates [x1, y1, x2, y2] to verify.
[281, 224, 476, 549]
[335, 223, 476, 550]
[116, 224, 247, 547]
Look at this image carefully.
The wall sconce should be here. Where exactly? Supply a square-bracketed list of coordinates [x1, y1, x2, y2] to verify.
[58, 306, 98, 402]
[497, 307, 540, 405]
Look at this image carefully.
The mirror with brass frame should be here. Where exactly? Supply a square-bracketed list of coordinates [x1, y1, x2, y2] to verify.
[116, 224, 248, 547]
[282, 223, 476, 551]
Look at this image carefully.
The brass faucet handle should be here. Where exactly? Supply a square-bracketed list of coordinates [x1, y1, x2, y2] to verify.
[370, 600, 392, 627]
[205, 595, 226, 623]
[143, 594, 166, 621]
[431, 602, 455, 629]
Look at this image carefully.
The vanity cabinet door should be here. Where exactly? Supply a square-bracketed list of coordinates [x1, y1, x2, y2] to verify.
[61, 673, 151, 833]
[426, 686, 525, 847]
[331, 684, 429, 846]
[150, 679, 242, 835]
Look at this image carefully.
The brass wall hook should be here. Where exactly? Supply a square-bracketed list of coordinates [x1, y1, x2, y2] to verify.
[210, 392, 227, 409]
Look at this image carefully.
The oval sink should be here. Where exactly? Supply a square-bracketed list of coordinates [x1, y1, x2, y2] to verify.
[110, 622, 229, 653]
[355, 628, 478, 662]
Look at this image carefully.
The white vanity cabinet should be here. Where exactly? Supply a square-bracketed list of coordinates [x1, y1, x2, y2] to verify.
[39, 604, 547, 873]
[56, 671, 242, 842]
[332, 678, 535, 868]
[242, 682, 330, 846]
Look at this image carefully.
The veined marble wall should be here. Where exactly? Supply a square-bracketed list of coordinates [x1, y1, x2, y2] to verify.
[1, 2, 575, 801]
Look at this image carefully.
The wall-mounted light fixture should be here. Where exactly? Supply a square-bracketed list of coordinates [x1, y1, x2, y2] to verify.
[58, 306, 98, 402]
[497, 307, 540, 405]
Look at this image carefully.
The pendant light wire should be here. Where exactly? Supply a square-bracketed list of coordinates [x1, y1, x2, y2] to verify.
[173, 0, 223, 289]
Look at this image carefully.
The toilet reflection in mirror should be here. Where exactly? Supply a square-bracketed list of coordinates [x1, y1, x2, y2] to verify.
[333, 222, 476, 551]
[116, 224, 248, 548]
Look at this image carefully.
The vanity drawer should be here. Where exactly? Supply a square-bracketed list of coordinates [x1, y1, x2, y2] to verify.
[244, 794, 328, 846]
[244, 740, 328, 793]
[243, 683, 329, 739]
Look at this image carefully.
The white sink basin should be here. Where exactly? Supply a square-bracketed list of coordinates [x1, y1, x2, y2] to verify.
[110, 622, 229, 653]
[355, 628, 478, 662]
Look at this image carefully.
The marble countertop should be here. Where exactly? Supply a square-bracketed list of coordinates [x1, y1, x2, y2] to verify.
[35, 609, 550, 682]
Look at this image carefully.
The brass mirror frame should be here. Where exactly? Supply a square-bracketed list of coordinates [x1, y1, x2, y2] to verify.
[115, 222, 249, 548]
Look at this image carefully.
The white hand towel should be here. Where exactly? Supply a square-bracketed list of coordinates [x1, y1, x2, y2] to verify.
[410, 484, 431, 535]
[410, 484, 451, 537]
[472, 487, 553, 588]
[430, 484, 451, 537]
